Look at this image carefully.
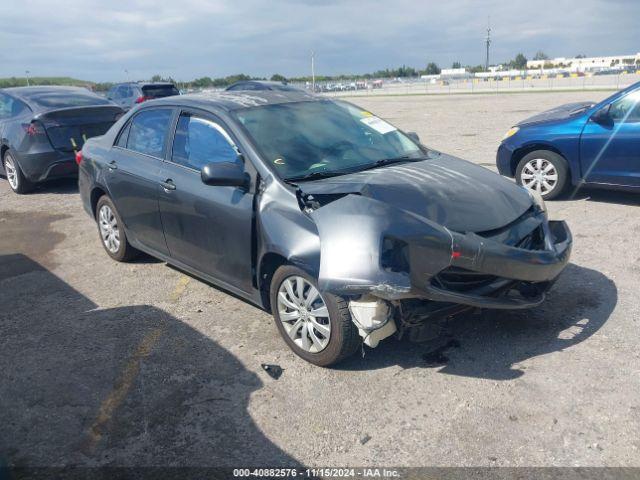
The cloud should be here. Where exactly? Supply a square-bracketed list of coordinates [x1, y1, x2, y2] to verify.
[0, 0, 638, 81]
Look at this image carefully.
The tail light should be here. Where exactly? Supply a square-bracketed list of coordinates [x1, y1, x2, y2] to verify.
[22, 121, 46, 136]
[135, 96, 149, 104]
[75, 150, 83, 165]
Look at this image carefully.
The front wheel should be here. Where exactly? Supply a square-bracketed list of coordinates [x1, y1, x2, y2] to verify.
[95, 195, 139, 262]
[3, 151, 34, 194]
[515, 150, 569, 200]
[270, 265, 360, 367]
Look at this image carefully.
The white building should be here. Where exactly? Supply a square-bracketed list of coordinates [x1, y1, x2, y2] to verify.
[527, 53, 640, 72]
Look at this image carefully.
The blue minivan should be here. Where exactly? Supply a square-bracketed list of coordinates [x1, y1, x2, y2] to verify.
[497, 81, 640, 199]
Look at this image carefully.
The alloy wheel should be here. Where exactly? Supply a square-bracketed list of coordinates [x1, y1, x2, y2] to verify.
[4, 156, 19, 190]
[521, 158, 558, 195]
[276, 275, 331, 353]
[98, 205, 121, 253]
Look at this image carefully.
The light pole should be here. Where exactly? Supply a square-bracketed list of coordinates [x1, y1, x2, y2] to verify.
[25, 70, 30, 86]
[311, 51, 315, 92]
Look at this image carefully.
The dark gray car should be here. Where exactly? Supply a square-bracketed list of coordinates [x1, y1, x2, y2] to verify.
[0, 86, 122, 194]
[78, 91, 572, 366]
[106, 82, 180, 111]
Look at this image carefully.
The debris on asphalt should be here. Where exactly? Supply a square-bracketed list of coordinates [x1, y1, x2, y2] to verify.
[261, 363, 283, 380]
[422, 339, 460, 367]
[360, 435, 372, 445]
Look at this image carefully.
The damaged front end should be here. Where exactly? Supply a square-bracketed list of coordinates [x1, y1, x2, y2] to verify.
[305, 191, 572, 347]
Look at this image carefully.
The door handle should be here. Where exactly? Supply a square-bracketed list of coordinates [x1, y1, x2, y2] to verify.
[160, 179, 176, 192]
[108, 160, 118, 170]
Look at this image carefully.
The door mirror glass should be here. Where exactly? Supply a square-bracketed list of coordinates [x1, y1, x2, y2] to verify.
[201, 161, 247, 187]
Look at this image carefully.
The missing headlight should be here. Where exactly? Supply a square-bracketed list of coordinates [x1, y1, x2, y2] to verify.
[381, 237, 410, 273]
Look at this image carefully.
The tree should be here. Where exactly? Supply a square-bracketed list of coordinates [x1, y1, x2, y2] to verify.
[452, 61, 461, 69]
[575, 54, 587, 59]
[425, 62, 441, 75]
[151, 74, 163, 82]
[533, 51, 549, 61]
[512, 53, 528, 70]
[270, 73, 287, 82]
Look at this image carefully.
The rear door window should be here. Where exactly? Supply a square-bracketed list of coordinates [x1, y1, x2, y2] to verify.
[127, 109, 173, 158]
[171, 113, 238, 170]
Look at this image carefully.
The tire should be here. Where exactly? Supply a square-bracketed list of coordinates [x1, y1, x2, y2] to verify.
[95, 195, 139, 262]
[270, 265, 360, 367]
[3, 151, 34, 194]
[515, 150, 569, 200]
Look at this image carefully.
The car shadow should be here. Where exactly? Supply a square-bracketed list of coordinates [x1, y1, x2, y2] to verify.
[32, 177, 80, 195]
[338, 263, 616, 379]
[566, 187, 640, 206]
[0, 254, 298, 469]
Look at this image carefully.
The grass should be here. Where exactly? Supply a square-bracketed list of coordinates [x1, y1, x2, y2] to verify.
[0, 77, 95, 88]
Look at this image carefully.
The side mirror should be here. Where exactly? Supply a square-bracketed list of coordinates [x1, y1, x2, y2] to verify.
[591, 105, 613, 126]
[406, 131, 420, 143]
[201, 161, 248, 188]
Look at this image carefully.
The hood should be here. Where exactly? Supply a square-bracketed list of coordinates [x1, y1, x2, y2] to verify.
[517, 101, 594, 127]
[298, 153, 533, 233]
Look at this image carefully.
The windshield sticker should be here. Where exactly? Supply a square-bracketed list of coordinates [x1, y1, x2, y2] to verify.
[360, 116, 397, 134]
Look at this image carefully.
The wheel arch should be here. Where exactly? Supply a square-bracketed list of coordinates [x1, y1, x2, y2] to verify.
[1, 144, 9, 163]
[257, 252, 320, 313]
[511, 144, 569, 176]
[90, 185, 109, 218]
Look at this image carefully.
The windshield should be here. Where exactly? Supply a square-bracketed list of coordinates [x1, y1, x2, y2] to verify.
[234, 100, 424, 180]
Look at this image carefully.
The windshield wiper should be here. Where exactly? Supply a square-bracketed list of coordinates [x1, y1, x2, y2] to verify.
[286, 171, 345, 182]
[285, 155, 428, 182]
[355, 155, 427, 172]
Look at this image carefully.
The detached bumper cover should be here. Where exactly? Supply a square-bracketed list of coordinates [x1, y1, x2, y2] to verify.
[418, 221, 572, 309]
[312, 194, 572, 310]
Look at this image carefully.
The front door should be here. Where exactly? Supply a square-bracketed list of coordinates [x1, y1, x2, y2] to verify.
[107, 107, 174, 255]
[158, 110, 254, 292]
[580, 89, 640, 187]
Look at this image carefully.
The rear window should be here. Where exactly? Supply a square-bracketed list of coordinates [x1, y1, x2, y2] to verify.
[29, 91, 111, 109]
[142, 85, 179, 99]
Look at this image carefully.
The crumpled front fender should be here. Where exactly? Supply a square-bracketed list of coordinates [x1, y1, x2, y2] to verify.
[311, 194, 454, 299]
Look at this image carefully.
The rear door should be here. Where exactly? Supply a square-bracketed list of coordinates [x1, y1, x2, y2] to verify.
[158, 109, 254, 292]
[106, 107, 174, 255]
[580, 89, 640, 187]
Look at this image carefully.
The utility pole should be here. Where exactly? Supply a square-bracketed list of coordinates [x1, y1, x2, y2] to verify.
[485, 19, 491, 72]
[311, 51, 315, 92]
[25, 70, 30, 86]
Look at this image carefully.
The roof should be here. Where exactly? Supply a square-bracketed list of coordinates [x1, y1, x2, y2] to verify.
[225, 80, 300, 92]
[149, 89, 321, 111]
[1, 86, 109, 111]
[113, 82, 176, 88]
[2, 85, 93, 100]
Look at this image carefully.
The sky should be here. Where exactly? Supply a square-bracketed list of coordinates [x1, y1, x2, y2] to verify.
[1, 0, 639, 82]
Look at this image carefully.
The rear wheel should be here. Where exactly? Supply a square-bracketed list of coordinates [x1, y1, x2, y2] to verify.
[270, 265, 360, 367]
[3, 151, 34, 194]
[516, 150, 568, 200]
[95, 195, 139, 262]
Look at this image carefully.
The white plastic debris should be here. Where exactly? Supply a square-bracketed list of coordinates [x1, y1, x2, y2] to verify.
[349, 295, 396, 348]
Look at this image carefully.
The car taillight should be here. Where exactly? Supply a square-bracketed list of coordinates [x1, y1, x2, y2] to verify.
[75, 150, 83, 165]
[135, 96, 149, 103]
[22, 121, 45, 136]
